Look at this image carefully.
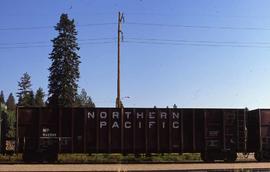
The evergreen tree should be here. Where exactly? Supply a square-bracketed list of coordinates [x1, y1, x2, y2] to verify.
[35, 87, 45, 106]
[47, 13, 80, 107]
[7, 111, 16, 138]
[75, 89, 95, 107]
[17, 72, 33, 106]
[0, 90, 5, 105]
[173, 104, 177, 108]
[25, 90, 35, 106]
[6, 93, 16, 111]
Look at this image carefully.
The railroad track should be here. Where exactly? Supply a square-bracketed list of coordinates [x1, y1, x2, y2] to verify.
[0, 162, 270, 172]
[0, 159, 259, 164]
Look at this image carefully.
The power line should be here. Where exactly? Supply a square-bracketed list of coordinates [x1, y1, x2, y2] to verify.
[126, 22, 270, 31]
[0, 37, 117, 46]
[4, 37, 270, 47]
[80, 41, 116, 45]
[79, 23, 117, 27]
[3, 41, 270, 49]
[123, 40, 270, 49]
[4, 36, 270, 49]
[125, 12, 270, 19]
[2, 22, 270, 31]
[0, 40, 48, 45]
[79, 37, 117, 42]
[0, 23, 117, 31]
[125, 38, 270, 45]
[0, 41, 115, 49]
[0, 26, 52, 31]
[0, 45, 49, 49]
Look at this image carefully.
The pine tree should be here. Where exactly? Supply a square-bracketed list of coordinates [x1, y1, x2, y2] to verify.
[6, 93, 16, 111]
[0, 90, 5, 105]
[17, 72, 33, 106]
[75, 89, 95, 107]
[25, 90, 35, 106]
[47, 13, 80, 107]
[35, 87, 45, 106]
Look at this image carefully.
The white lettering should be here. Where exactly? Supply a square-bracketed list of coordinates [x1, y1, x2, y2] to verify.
[173, 121, 179, 128]
[112, 112, 119, 119]
[162, 122, 166, 128]
[149, 121, 156, 128]
[112, 121, 120, 128]
[149, 112, 155, 119]
[138, 122, 142, 128]
[88, 112, 95, 119]
[100, 121, 107, 128]
[125, 111, 132, 119]
[136, 112, 144, 119]
[100, 112, 107, 119]
[125, 121, 131, 128]
[43, 133, 57, 137]
[88, 110, 182, 129]
[172, 112, 179, 119]
[160, 112, 167, 119]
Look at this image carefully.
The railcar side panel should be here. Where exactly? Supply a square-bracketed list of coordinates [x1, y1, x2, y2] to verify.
[246, 110, 259, 152]
[86, 108, 97, 153]
[146, 109, 158, 153]
[260, 110, 270, 151]
[60, 108, 72, 153]
[169, 108, 182, 153]
[123, 108, 133, 153]
[158, 109, 170, 152]
[73, 108, 84, 153]
[182, 109, 194, 152]
[98, 108, 110, 153]
[204, 110, 223, 152]
[194, 109, 204, 152]
[17, 108, 39, 153]
[110, 109, 122, 153]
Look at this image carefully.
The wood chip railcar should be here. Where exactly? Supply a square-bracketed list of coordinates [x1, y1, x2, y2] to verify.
[16, 107, 251, 162]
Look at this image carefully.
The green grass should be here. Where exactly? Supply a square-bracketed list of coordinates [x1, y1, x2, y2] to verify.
[58, 153, 201, 163]
[0, 153, 201, 163]
[0, 154, 21, 162]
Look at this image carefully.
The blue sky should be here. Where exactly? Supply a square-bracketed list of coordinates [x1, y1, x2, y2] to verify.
[1, 0, 270, 109]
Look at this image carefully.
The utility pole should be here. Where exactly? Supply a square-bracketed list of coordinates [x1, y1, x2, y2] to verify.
[116, 12, 124, 108]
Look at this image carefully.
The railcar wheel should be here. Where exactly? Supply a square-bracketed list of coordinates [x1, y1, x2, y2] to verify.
[47, 153, 58, 163]
[224, 152, 237, 162]
[204, 157, 214, 162]
[201, 152, 214, 162]
[22, 153, 32, 163]
[200, 152, 206, 162]
[255, 151, 262, 162]
[23, 152, 36, 163]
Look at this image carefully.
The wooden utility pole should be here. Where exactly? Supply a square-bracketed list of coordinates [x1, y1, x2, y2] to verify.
[116, 12, 124, 108]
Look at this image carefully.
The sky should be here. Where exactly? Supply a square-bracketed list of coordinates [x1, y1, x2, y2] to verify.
[1, 0, 270, 109]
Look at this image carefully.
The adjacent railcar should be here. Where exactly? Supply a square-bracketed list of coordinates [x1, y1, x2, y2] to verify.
[16, 107, 247, 162]
[247, 109, 270, 161]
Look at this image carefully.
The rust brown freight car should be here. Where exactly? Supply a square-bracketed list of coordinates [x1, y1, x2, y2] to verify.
[247, 109, 270, 161]
[16, 107, 247, 162]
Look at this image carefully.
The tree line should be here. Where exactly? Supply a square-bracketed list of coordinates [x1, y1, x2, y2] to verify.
[1, 13, 95, 109]
[0, 13, 95, 139]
